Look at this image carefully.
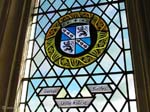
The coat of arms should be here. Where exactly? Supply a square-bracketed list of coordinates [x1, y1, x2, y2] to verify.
[60, 19, 91, 55]
[45, 12, 109, 68]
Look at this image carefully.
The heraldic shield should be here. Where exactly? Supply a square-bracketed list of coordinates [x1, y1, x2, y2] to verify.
[60, 24, 91, 55]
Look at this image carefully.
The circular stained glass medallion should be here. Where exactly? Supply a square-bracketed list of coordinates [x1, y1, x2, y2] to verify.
[45, 12, 110, 68]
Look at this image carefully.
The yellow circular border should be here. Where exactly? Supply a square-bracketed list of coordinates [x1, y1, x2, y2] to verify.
[45, 12, 109, 69]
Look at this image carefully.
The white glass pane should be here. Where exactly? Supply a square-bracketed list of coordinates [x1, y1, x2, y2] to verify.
[21, 81, 28, 102]
[128, 74, 136, 99]
[27, 41, 33, 58]
[19, 104, 25, 112]
[130, 101, 137, 112]
[121, 11, 127, 28]
[24, 60, 31, 78]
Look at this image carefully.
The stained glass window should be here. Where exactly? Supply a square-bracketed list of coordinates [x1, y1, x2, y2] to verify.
[19, 0, 137, 111]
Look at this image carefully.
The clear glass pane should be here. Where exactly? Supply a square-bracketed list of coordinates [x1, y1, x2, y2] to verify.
[128, 74, 136, 99]
[21, 81, 28, 102]
[130, 101, 137, 112]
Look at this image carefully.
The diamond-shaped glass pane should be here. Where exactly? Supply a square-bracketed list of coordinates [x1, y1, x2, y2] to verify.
[67, 80, 80, 97]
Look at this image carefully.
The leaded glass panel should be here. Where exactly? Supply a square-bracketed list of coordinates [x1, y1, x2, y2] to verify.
[19, 0, 137, 112]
